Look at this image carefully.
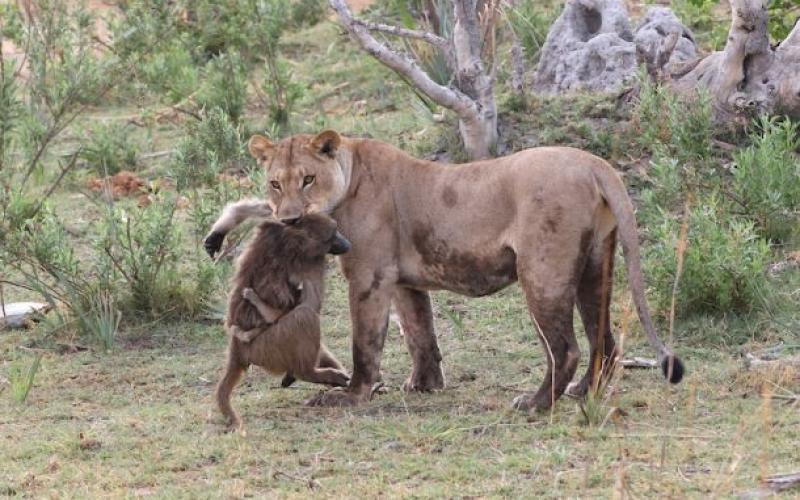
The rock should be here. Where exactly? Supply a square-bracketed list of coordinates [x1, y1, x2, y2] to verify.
[634, 7, 697, 72]
[0, 302, 51, 329]
[533, 0, 698, 93]
[533, 0, 637, 93]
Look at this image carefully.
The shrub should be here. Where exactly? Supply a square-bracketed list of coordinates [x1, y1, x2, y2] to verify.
[506, 0, 554, 63]
[79, 122, 139, 176]
[642, 196, 772, 317]
[136, 41, 200, 104]
[171, 107, 247, 189]
[76, 290, 122, 351]
[731, 117, 800, 243]
[197, 52, 248, 124]
[290, 0, 327, 28]
[261, 57, 304, 129]
[634, 76, 714, 164]
[98, 197, 185, 317]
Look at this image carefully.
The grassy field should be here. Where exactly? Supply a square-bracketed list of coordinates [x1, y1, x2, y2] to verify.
[2, 271, 799, 497]
[2, 4, 800, 498]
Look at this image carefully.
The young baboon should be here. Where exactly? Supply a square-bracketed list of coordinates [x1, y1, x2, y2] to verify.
[212, 212, 351, 429]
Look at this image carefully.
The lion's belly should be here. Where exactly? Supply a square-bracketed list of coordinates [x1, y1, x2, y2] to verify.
[399, 239, 518, 297]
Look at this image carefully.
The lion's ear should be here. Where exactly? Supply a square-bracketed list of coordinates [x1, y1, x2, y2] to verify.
[310, 130, 341, 158]
[248, 135, 275, 160]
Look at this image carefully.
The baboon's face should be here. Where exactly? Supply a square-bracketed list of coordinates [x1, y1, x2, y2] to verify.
[248, 131, 348, 225]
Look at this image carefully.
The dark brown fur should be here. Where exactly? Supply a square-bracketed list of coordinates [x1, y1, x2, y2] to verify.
[215, 214, 350, 429]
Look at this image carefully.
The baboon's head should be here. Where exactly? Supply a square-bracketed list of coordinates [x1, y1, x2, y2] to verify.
[282, 213, 351, 260]
[248, 131, 349, 225]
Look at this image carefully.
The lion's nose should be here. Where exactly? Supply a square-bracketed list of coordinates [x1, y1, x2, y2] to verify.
[281, 217, 300, 225]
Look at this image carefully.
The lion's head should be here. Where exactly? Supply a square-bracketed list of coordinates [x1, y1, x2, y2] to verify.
[248, 131, 350, 224]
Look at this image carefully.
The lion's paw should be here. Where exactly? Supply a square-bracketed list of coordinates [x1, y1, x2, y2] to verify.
[511, 393, 551, 414]
[402, 365, 445, 393]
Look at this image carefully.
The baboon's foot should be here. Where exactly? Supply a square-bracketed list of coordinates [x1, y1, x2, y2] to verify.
[280, 373, 296, 387]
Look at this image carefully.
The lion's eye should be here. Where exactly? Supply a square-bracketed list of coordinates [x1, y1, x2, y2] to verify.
[303, 175, 315, 187]
[270, 181, 281, 191]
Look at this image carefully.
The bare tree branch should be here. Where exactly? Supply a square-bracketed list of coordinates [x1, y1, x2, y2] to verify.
[328, 0, 480, 122]
[354, 19, 449, 48]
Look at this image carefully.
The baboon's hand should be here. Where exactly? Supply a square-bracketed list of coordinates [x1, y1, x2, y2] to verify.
[242, 287, 257, 302]
[203, 231, 225, 258]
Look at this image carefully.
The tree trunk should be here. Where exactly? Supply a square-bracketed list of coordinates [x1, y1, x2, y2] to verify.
[452, 0, 497, 158]
[327, 0, 497, 160]
[670, 0, 800, 121]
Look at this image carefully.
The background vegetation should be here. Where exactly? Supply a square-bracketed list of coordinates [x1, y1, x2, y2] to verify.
[1, 0, 798, 496]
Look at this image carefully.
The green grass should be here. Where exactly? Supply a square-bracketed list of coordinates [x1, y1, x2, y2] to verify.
[2, 266, 799, 496]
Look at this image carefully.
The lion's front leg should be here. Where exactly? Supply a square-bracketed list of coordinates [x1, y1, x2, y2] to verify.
[393, 288, 445, 392]
[305, 269, 396, 407]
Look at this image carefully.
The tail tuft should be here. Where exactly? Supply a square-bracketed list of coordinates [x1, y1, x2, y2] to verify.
[661, 355, 685, 384]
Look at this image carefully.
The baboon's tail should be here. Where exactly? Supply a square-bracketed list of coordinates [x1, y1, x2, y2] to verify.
[591, 161, 685, 384]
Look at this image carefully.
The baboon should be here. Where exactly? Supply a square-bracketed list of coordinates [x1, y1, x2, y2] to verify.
[212, 212, 352, 429]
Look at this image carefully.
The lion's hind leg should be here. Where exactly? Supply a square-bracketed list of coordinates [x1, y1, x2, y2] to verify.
[511, 241, 585, 414]
[570, 229, 619, 398]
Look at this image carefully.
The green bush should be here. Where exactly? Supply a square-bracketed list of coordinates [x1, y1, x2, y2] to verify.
[731, 117, 800, 243]
[290, 0, 327, 28]
[642, 196, 772, 317]
[197, 52, 248, 124]
[171, 107, 247, 189]
[506, 0, 554, 63]
[634, 76, 714, 164]
[137, 41, 200, 104]
[79, 122, 139, 176]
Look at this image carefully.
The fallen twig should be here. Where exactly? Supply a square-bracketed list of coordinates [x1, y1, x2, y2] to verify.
[620, 357, 658, 369]
[764, 472, 800, 492]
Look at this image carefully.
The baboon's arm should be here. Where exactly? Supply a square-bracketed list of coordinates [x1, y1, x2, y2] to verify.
[204, 199, 272, 257]
[294, 279, 322, 313]
[244, 290, 284, 324]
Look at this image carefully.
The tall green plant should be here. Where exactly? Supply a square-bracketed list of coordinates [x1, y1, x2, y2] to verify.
[8, 354, 42, 404]
[731, 117, 800, 243]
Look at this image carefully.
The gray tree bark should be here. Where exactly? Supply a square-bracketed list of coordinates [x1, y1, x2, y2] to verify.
[669, 0, 800, 121]
[328, 0, 497, 159]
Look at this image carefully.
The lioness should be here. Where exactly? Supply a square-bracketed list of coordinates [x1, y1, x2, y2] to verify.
[205, 130, 684, 412]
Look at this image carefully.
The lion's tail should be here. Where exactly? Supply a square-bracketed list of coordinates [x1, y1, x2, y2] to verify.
[591, 161, 684, 384]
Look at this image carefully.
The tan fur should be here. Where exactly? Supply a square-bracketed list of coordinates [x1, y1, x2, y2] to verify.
[208, 131, 683, 411]
[215, 214, 350, 429]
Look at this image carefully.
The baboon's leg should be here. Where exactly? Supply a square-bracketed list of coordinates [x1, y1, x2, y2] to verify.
[571, 229, 618, 397]
[283, 346, 348, 388]
[317, 344, 346, 371]
[393, 287, 444, 392]
[297, 367, 350, 387]
[215, 344, 248, 430]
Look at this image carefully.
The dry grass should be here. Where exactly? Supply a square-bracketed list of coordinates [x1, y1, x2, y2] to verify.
[2, 266, 799, 497]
